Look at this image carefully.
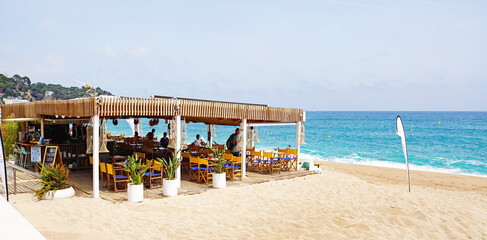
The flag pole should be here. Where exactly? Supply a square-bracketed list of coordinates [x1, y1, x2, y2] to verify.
[396, 116, 411, 192]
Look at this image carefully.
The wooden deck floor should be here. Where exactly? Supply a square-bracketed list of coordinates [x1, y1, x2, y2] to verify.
[71, 169, 314, 202]
[2, 168, 314, 202]
[5, 171, 42, 195]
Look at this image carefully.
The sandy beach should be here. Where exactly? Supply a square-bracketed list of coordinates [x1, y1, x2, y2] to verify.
[9, 162, 487, 240]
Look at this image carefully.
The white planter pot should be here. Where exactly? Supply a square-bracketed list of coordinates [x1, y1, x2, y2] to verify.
[8, 154, 17, 161]
[42, 186, 75, 200]
[6, 160, 15, 179]
[127, 183, 144, 202]
[213, 172, 226, 188]
[163, 178, 178, 196]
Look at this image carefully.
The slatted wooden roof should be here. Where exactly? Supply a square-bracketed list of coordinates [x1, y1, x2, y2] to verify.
[1, 96, 305, 125]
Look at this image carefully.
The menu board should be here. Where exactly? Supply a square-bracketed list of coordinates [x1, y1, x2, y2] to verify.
[31, 146, 42, 163]
[0, 129, 8, 201]
[43, 146, 61, 166]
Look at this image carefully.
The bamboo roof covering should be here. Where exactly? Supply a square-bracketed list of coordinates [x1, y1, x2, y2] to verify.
[1, 96, 305, 125]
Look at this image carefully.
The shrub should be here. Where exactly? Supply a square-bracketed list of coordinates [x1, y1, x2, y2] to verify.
[35, 163, 72, 199]
[1, 113, 20, 156]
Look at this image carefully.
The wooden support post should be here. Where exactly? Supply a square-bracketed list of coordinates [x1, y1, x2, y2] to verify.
[175, 115, 181, 188]
[208, 124, 213, 148]
[296, 122, 301, 169]
[40, 118, 44, 138]
[241, 119, 247, 178]
[92, 115, 100, 198]
[13, 169, 17, 195]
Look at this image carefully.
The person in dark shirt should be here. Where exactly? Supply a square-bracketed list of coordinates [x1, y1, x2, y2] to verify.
[146, 129, 155, 140]
[226, 128, 240, 157]
[160, 132, 169, 147]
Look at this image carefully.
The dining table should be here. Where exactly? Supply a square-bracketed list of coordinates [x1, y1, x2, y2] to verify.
[108, 155, 127, 163]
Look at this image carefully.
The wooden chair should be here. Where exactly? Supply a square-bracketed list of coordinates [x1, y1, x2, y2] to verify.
[141, 146, 154, 159]
[216, 144, 225, 151]
[246, 147, 255, 161]
[222, 153, 233, 161]
[99, 162, 107, 189]
[187, 145, 200, 152]
[181, 152, 191, 174]
[278, 148, 291, 171]
[288, 149, 298, 171]
[261, 151, 280, 175]
[106, 163, 129, 192]
[189, 156, 199, 181]
[134, 152, 147, 164]
[89, 156, 93, 177]
[145, 160, 163, 189]
[199, 148, 212, 158]
[225, 155, 242, 181]
[249, 151, 262, 172]
[197, 158, 214, 185]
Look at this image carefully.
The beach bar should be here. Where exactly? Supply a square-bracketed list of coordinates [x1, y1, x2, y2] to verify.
[1, 96, 306, 198]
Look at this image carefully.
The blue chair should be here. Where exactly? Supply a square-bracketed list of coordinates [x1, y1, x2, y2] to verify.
[18, 147, 31, 169]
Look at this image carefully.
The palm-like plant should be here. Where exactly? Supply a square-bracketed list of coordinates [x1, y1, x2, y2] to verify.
[35, 163, 72, 199]
[209, 141, 230, 174]
[1, 113, 20, 157]
[157, 148, 182, 180]
[124, 155, 152, 185]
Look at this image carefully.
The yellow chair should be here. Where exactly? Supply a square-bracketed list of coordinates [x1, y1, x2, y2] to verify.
[189, 156, 199, 181]
[261, 151, 280, 175]
[106, 163, 129, 192]
[278, 148, 291, 171]
[99, 162, 107, 189]
[246, 147, 255, 162]
[222, 153, 233, 161]
[249, 151, 262, 172]
[145, 160, 163, 189]
[288, 149, 298, 171]
[134, 152, 146, 163]
[197, 158, 214, 185]
[225, 155, 242, 181]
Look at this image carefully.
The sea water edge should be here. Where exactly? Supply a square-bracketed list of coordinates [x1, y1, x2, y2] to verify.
[105, 111, 487, 177]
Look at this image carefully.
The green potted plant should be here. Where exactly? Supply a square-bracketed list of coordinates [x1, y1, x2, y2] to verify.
[124, 155, 152, 202]
[157, 148, 182, 196]
[1, 113, 20, 164]
[35, 163, 75, 200]
[209, 141, 230, 188]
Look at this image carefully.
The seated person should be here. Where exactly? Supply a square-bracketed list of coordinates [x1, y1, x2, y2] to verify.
[146, 129, 155, 140]
[134, 131, 140, 140]
[192, 134, 206, 147]
[160, 132, 169, 148]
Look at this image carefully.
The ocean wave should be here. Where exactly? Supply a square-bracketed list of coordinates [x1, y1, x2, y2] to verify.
[300, 153, 487, 178]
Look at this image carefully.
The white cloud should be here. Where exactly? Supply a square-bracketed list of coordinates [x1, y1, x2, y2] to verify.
[101, 46, 116, 57]
[127, 46, 151, 57]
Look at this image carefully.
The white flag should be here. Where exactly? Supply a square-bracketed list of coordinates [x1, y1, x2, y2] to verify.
[396, 116, 411, 192]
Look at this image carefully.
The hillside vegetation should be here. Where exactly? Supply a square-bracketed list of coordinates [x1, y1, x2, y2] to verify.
[0, 74, 112, 102]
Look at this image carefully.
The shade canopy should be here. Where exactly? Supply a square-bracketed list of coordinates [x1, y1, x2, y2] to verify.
[1, 96, 305, 125]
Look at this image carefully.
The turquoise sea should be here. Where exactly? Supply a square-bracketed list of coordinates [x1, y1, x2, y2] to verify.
[106, 111, 487, 177]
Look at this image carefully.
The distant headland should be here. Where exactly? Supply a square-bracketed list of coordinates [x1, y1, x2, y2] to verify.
[0, 74, 112, 103]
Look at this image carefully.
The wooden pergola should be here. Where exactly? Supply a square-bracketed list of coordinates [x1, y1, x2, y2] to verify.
[1, 96, 306, 198]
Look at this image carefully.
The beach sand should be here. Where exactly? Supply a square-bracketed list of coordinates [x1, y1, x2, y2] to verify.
[9, 162, 487, 239]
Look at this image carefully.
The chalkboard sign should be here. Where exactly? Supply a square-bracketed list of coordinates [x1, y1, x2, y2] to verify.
[31, 147, 42, 163]
[43, 146, 62, 166]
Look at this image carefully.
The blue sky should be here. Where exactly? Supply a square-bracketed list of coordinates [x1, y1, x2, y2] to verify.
[1, 0, 486, 111]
